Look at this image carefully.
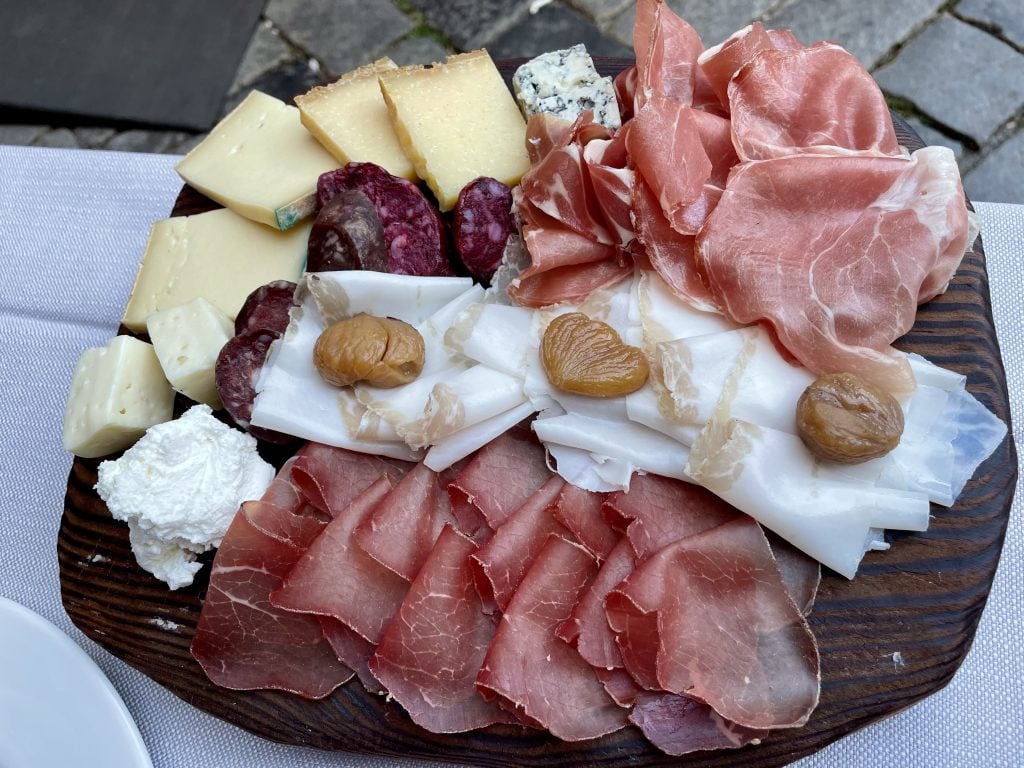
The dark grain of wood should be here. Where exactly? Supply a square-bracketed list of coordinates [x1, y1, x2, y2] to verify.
[59, 58, 1017, 767]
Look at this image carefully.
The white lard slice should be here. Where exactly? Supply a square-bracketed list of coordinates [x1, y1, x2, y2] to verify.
[687, 417, 931, 579]
[307, 271, 474, 326]
[424, 399, 540, 472]
[251, 292, 419, 460]
[445, 302, 534, 376]
[636, 269, 737, 346]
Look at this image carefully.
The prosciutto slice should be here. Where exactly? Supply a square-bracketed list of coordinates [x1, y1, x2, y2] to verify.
[270, 476, 407, 643]
[606, 516, 820, 729]
[369, 525, 517, 732]
[698, 22, 803, 109]
[476, 534, 627, 740]
[552, 484, 617, 562]
[508, 258, 633, 308]
[729, 42, 901, 161]
[697, 148, 970, 393]
[633, 0, 704, 108]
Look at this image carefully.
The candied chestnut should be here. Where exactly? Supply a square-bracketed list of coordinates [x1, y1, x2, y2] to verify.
[541, 312, 649, 398]
[313, 314, 424, 388]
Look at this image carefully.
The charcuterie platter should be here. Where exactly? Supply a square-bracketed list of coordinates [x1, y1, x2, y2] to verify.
[58, 20, 1016, 768]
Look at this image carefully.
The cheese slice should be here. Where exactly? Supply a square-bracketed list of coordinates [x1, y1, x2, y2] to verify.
[147, 297, 234, 408]
[122, 208, 309, 333]
[62, 336, 175, 458]
[296, 58, 416, 180]
[176, 90, 339, 230]
[379, 50, 531, 210]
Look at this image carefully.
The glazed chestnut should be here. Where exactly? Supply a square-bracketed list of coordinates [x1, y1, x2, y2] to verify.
[313, 313, 424, 388]
[541, 312, 649, 398]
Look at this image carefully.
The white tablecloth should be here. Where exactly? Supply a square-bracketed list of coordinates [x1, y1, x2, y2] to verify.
[0, 145, 1020, 768]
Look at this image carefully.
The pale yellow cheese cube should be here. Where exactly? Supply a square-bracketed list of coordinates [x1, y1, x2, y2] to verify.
[379, 50, 531, 210]
[62, 336, 175, 458]
[147, 297, 234, 409]
[176, 90, 339, 230]
[296, 58, 416, 181]
[122, 207, 309, 333]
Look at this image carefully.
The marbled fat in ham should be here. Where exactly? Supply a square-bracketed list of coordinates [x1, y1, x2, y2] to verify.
[477, 534, 627, 740]
[370, 525, 518, 732]
[606, 516, 820, 729]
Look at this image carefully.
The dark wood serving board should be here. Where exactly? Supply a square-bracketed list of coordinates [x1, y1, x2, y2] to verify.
[59, 59, 1018, 767]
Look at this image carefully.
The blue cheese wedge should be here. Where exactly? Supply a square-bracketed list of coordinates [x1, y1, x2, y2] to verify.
[512, 44, 621, 130]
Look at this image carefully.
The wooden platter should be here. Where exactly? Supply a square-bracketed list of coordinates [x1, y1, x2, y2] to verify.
[58, 58, 1018, 767]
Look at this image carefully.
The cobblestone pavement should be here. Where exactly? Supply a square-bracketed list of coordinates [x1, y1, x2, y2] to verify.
[4, 0, 1021, 204]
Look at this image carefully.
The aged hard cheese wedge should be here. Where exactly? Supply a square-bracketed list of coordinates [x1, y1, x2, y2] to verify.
[379, 50, 531, 210]
[147, 297, 234, 409]
[296, 58, 416, 181]
[63, 336, 175, 458]
[176, 90, 338, 230]
[122, 208, 309, 333]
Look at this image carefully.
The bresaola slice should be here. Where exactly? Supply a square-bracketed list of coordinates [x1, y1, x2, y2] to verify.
[370, 525, 518, 732]
[629, 692, 767, 755]
[476, 534, 627, 740]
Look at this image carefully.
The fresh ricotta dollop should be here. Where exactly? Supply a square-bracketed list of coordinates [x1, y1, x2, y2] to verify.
[95, 404, 275, 589]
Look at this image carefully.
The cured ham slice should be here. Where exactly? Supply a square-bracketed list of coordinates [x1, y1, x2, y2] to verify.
[290, 441, 410, 519]
[355, 462, 455, 580]
[551, 484, 617, 562]
[320, 617, 384, 694]
[697, 148, 970, 393]
[191, 499, 349, 698]
[477, 534, 627, 740]
[525, 113, 573, 165]
[471, 475, 566, 612]
[508, 258, 633, 308]
[698, 22, 803, 109]
[447, 427, 550, 539]
[691, 109, 738, 187]
[270, 476, 407, 643]
[633, 0, 704, 108]
[729, 42, 901, 161]
[606, 516, 820, 729]
[370, 525, 517, 732]
[517, 195, 619, 281]
[629, 692, 767, 755]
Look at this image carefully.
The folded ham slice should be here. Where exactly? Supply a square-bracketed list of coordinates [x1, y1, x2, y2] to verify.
[698, 22, 802, 109]
[370, 525, 518, 732]
[697, 148, 970, 393]
[633, 0, 704, 108]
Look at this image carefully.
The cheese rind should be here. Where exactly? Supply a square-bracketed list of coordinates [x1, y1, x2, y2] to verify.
[176, 90, 339, 230]
[147, 297, 234, 408]
[62, 336, 175, 458]
[121, 208, 309, 333]
[379, 50, 530, 211]
[513, 44, 622, 130]
[296, 58, 416, 181]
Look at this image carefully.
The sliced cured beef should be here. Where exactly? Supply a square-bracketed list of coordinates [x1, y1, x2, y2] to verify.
[370, 525, 518, 732]
[551, 484, 617, 562]
[270, 475, 407, 644]
[320, 616, 384, 695]
[606, 516, 820, 730]
[471, 475, 567, 612]
[477, 534, 627, 740]
[633, 0, 704, 108]
[290, 441, 411, 519]
[697, 148, 970, 393]
[191, 498, 350, 698]
[698, 22, 803, 109]
[729, 42, 901, 161]
[355, 461, 456, 580]
[629, 692, 767, 755]
[447, 427, 551, 539]
[767, 531, 821, 616]
[595, 666, 643, 708]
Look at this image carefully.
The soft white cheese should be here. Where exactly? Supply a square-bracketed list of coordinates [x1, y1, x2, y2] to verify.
[95, 404, 275, 589]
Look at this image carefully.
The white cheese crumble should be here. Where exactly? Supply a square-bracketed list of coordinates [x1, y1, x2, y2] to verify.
[95, 404, 275, 589]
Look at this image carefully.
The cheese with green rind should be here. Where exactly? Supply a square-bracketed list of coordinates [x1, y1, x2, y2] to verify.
[122, 208, 309, 333]
[62, 336, 175, 458]
[379, 50, 530, 211]
[296, 58, 416, 181]
[176, 90, 338, 230]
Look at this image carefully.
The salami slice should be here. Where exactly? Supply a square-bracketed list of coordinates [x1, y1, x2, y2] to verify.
[215, 329, 291, 443]
[452, 177, 513, 282]
[307, 189, 388, 273]
[234, 280, 297, 336]
[317, 162, 453, 277]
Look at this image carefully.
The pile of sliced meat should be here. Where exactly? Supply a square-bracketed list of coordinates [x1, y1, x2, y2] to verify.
[513, 0, 972, 394]
[192, 437, 821, 754]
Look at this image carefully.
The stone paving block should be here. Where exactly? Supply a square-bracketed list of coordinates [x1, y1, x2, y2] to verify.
[222, 58, 329, 117]
[957, 0, 1024, 50]
[104, 130, 183, 154]
[964, 130, 1024, 204]
[488, 2, 632, 60]
[230, 20, 296, 94]
[74, 127, 116, 149]
[905, 118, 965, 161]
[572, 0, 635, 23]
[0, 125, 46, 146]
[764, 0, 943, 68]
[611, 0, 776, 50]
[265, 0, 412, 76]
[33, 128, 79, 149]
[384, 35, 450, 67]
[403, 0, 532, 51]
[874, 15, 1024, 145]
[171, 133, 207, 156]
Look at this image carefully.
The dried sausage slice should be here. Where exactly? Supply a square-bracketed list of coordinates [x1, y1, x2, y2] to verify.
[234, 280, 297, 336]
[215, 329, 291, 443]
[307, 190, 388, 273]
[452, 177, 513, 282]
